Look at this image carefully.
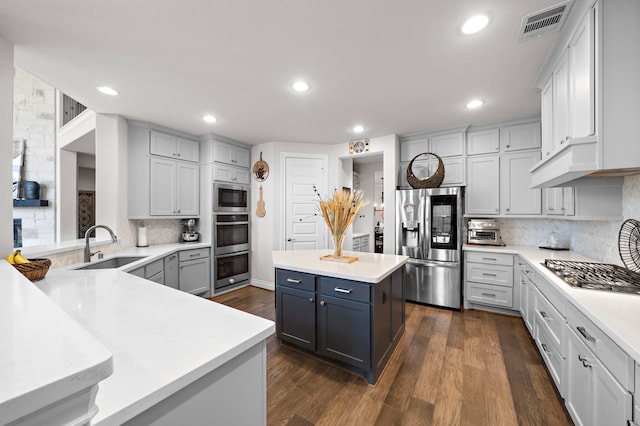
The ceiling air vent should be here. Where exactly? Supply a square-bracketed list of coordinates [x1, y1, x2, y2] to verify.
[518, 1, 572, 42]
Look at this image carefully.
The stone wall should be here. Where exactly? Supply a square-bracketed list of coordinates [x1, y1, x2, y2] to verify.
[13, 67, 56, 246]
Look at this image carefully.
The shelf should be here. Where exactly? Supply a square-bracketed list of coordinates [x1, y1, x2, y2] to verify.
[13, 199, 49, 207]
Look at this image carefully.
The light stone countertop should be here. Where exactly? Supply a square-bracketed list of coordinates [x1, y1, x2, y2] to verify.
[272, 249, 408, 283]
[5, 242, 274, 425]
[464, 244, 640, 364]
[0, 263, 113, 425]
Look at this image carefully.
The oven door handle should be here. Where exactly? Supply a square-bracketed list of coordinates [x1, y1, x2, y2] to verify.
[215, 251, 250, 259]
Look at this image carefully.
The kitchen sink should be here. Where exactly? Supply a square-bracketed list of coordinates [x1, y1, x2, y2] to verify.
[75, 256, 147, 270]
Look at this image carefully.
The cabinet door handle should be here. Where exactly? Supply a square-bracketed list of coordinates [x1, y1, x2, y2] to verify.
[540, 311, 549, 319]
[541, 343, 550, 354]
[189, 253, 200, 257]
[320, 300, 326, 306]
[506, 144, 510, 148]
[308, 298, 314, 303]
[334, 287, 353, 294]
[578, 354, 592, 368]
[286, 278, 301, 284]
[576, 326, 596, 343]
[382, 291, 387, 304]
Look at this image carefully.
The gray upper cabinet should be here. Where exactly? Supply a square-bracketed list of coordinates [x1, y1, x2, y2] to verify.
[150, 130, 199, 163]
[429, 131, 465, 157]
[214, 141, 250, 168]
[128, 123, 200, 219]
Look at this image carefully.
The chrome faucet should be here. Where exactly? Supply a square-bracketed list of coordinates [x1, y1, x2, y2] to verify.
[84, 225, 118, 262]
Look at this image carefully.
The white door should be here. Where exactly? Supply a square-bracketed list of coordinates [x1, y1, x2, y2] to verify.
[284, 154, 327, 250]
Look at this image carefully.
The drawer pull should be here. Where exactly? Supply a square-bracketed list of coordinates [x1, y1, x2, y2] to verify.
[286, 278, 301, 284]
[540, 311, 549, 320]
[334, 287, 353, 294]
[482, 257, 497, 261]
[481, 292, 496, 297]
[576, 326, 596, 343]
[541, 343, 551, 354]
[189, 253, 200, 258]
[482, 273, 497, 277]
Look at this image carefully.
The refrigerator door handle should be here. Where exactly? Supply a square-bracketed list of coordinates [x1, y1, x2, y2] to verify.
[407, 258, 459, 268]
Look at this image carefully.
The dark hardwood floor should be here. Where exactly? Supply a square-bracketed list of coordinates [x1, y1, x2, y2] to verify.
[211, 286, 572, 425]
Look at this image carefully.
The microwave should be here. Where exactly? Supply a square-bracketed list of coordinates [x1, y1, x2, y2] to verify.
[213, 183, 249, 212]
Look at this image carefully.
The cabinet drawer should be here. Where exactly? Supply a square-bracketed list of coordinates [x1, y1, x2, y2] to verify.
[466, 251, 514, 266]
[534, 287, 564, 354]
[466, 263, 513, 287]
[318, 277, 370, 303]
[534, 273, 565, 316]
[566, 301, 633, 391]
[276, 269, 316, 292]
[179, 248, 209, 262]
[466, 282, 513, 308]
[535, 314, 564, 395]
[145, 259, 164, 278]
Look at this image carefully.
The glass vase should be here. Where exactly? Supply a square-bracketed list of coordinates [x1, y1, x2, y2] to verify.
[332, 233, 345, 258]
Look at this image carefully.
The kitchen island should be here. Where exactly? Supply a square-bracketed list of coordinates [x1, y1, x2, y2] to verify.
[272, 250, 408, 384]
[4, 262, 274, 426]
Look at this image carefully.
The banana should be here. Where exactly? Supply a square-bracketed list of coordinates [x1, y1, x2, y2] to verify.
[5, 251, 15, 264]
[12, 250, 30, 264]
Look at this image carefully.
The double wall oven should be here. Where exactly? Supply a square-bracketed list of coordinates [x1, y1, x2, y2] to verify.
[213, 183, 250, 292]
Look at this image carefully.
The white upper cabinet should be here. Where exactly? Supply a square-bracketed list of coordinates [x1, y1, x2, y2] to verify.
[500, 151, 541, 215]
[531, 0, 640, 187]
[150, 130, 199, 163]
[400, 138, 428, 162]
[500, 122, 541, 152]
[467, 128, 499, 156]
[214, 141, 250, 168]
[429, 132, 465, 157]
[466, 156, 500, 215]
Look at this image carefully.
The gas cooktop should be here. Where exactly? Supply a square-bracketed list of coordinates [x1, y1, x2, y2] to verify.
[543, 259, 640, 294]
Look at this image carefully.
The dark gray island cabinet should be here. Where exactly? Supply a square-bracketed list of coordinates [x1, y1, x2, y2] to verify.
[275, 261, 405, 384]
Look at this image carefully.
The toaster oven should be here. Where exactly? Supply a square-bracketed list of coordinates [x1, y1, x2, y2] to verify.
[467, 219, 501, 245]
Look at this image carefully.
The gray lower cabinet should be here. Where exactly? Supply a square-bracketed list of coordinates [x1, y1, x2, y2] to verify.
[275, 267, 404, 384]
[179, 248, 211, 295]
[164, 253, 179, 289]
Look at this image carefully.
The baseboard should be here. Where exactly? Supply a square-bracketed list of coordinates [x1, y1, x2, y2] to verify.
[251, 278, 274, 291]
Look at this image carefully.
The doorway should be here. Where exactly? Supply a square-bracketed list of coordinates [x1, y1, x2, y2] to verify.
[352, 153, 383, 253]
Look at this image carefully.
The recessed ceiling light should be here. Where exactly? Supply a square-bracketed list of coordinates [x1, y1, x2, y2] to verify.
[292, 81, 310, 92]
[466, 99, 484, 109]
[462, 15, 489, 34]
[352, 125, 365, 133]
[202, 115, 217, 123]
[96, 86, 119, 96]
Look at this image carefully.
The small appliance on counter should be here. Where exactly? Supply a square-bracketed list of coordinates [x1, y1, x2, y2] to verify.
[467, 219, 502, 246]
[181, 218, 200, 243]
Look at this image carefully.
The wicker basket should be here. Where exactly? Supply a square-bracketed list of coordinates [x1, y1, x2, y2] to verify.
[406, 152, 445, 189]
[13, 258, 52, 282]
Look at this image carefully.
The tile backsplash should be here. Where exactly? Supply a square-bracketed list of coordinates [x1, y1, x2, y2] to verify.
[498, 173, 640, 265]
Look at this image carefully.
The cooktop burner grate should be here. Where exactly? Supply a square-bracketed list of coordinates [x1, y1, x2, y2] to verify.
[543, 259, 640, 294]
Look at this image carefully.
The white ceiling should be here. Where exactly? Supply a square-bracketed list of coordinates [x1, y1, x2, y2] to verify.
[0, 0, 562, 145]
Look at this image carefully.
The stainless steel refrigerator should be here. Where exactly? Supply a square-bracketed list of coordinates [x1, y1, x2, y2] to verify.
[396, 187, 463, 309]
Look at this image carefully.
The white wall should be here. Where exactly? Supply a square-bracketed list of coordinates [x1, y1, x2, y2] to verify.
[0, 36, 13, 255]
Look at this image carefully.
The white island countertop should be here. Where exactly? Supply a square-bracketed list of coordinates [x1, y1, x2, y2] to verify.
[464, 244, 640, 364]
[273, 249, 408, 283]
[23, 262, 274, 425]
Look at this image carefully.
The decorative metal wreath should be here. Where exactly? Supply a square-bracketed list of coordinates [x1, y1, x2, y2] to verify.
[406, 152, 445, 189]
